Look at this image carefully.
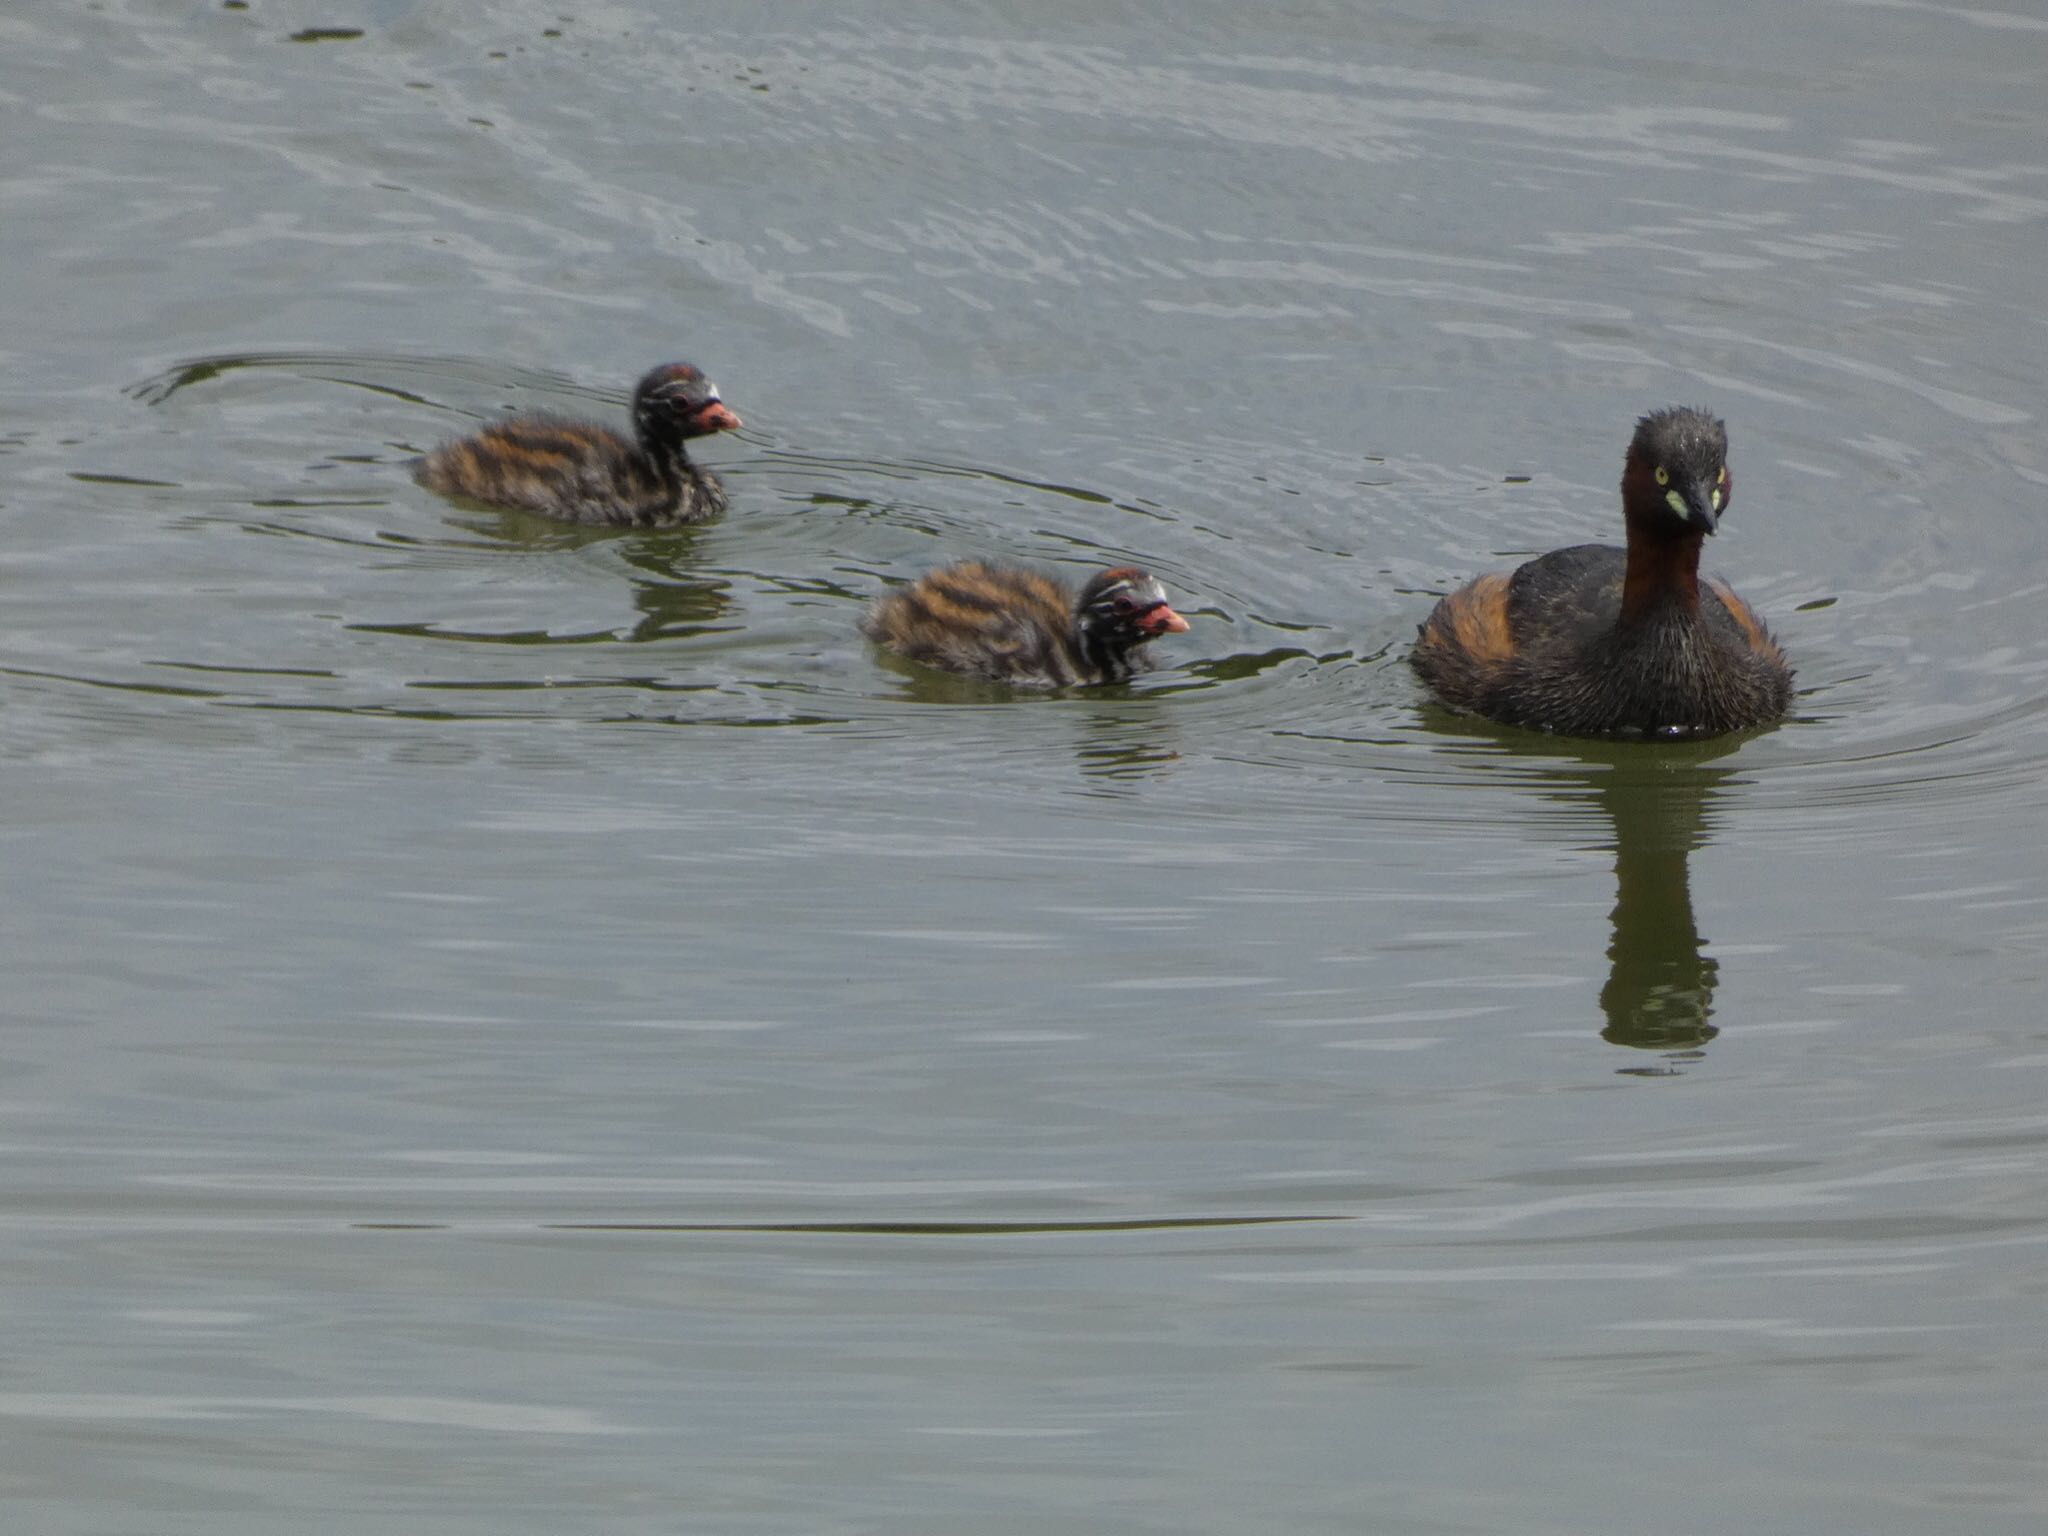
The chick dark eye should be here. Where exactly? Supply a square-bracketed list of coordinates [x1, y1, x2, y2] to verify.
[1111, 596, 1136, 615]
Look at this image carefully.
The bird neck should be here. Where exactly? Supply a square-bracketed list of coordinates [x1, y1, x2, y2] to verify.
[648, 436, 698, 491]
[1618, 475, 1704, 626]
[632, 409, 696, 482]
[1074, 617, 1132, 682]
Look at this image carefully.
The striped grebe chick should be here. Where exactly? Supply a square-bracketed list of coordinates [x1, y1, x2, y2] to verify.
[863, 562, 1190, 687]
[414, 362, 741, 527]
[1411, 407, 1792, 738]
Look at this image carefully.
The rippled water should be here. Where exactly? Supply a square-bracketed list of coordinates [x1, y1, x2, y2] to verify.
[5, 3, 2048, 1532]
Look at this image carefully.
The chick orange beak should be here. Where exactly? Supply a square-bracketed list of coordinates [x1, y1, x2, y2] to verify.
[693, 401, 742, 432]
[1141, 603, 1190, 636]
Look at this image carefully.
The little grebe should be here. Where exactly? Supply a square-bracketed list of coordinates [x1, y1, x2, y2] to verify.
[863, 562, 1191, 687]
[414, 362, 741, 527]
[1411, 407, 1791, 738]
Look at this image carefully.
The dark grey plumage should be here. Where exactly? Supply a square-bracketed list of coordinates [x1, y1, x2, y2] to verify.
[1411, 408, 1792, 738]
[862, 563, 1190, 688]
[414, 363, 740, 527]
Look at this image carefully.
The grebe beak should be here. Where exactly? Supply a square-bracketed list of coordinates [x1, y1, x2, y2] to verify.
[1140, 603, 1190, 635]
[693, 400, 742, 432]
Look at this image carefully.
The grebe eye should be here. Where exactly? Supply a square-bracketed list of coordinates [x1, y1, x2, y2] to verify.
[1654, 466, 1669, 486]
[1111, 596, 1136, 615]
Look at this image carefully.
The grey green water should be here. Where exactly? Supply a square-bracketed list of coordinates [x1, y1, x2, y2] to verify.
[5, 3, 2047, 1531]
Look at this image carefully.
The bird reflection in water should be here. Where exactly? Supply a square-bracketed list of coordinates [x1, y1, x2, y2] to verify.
[1073, 705, 1182, 793]
[1579, 742, 1738, 1068]
[617, 541, 736, 645]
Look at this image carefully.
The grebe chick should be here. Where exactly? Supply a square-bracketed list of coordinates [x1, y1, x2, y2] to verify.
[414, 362, 741, 527]
[1411, 407, 1792, 738]
[863, 562, 1191, 687]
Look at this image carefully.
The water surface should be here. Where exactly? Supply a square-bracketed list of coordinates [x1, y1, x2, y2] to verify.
[4, 3, 2048, 1532]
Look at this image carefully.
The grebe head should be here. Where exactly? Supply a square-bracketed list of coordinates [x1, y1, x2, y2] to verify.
[1625, 407, 1729, 535]
[1076, 566, 1190, 656]
[632, 362, 742, 446]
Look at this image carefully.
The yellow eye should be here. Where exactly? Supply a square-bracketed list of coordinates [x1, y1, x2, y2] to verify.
[1654, 466, 1669, 486]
